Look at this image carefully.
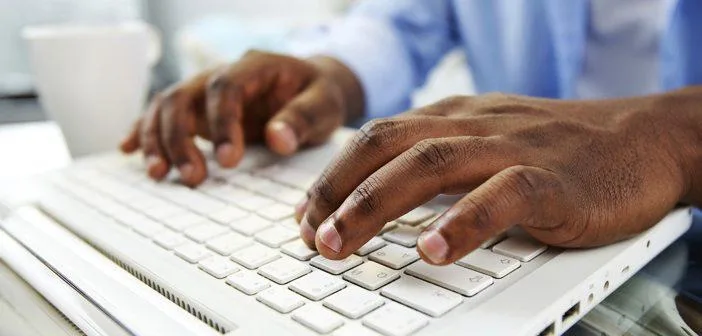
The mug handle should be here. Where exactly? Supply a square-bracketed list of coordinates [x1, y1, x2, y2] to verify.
[144, 24, 162, 67]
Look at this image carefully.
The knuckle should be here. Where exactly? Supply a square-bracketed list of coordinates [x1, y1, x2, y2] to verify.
[481, 92, 510, 100]
[206, 72, 230, 93]
[435, 95, 469, 109]
[243, 49, 264, 58]
[309, 172, 337, 211]
[350, 176, 384, 215]
[420, 95, 470, 116]
[463, 198, 495, 233]
[288, 102, 318, 129]
[356, 118, 402, 150]
[504, 165, 563, 201]
[409, 139, 456, 176]
[161, 88, 188, 109]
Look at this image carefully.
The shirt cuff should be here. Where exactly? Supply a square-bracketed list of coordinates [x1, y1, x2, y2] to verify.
[287, 17, 414, 119]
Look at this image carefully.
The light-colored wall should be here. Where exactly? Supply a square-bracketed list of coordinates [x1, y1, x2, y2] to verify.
[144, 0, 349, 85]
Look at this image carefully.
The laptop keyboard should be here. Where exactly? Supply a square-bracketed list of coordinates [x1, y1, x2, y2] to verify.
[39, 158, 550, 336]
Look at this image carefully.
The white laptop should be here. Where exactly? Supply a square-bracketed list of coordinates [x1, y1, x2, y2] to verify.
[0, 128, 693, 336]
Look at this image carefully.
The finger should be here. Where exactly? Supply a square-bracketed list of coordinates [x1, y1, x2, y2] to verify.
[417, 165, 567, 265]
[205, 69, 247, 168]
[206, 57, 297, 167]
[265, 80, 343, 155]
[159, 91, 208, 187]
[313, 136, 518, 259]
[120, 118, 142, 153]
[139, 96, 170, 180]
[300, 116, 486, 246]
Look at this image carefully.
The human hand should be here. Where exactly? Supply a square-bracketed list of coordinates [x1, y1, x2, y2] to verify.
[297, 92, 699, 265]
[120, 51, 363, 186]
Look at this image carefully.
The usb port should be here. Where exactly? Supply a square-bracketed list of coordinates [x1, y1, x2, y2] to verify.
[538, 323, 555, 336]
[562, 302, 580, 325]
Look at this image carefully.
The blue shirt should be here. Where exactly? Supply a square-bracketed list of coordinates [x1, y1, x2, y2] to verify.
[293, 0, 702, 118]
[291, 0, 702, 227]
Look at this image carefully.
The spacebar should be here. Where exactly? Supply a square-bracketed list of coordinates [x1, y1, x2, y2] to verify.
[36, 192, 291, 335]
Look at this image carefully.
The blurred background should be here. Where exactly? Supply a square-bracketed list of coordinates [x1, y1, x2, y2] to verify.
[0, 0, 474, 124]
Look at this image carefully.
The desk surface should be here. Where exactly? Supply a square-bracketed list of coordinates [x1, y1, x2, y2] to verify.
[0, 118, 700, 336]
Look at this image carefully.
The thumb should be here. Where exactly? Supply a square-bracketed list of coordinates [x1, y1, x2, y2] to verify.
[265, 82, 344, 156]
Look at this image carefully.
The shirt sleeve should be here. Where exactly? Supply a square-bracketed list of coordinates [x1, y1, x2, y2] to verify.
[288, 0, 459, 118]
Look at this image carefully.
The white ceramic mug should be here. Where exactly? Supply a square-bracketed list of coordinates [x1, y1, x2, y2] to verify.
[23, 21, 160, 157]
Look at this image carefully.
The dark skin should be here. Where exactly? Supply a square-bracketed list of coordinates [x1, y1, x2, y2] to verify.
[121, 50, 702, 266]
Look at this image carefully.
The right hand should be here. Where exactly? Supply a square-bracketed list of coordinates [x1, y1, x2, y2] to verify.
[119, 50, 363, 187]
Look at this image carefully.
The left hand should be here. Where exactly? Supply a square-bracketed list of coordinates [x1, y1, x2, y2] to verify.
[295, 92, 698, 265]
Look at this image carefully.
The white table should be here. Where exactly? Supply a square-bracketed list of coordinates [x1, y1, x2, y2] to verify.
[0, 121, 71, 183]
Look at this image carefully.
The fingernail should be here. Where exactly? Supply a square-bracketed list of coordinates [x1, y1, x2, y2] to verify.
[317, 217, 342, 253]
[216, 143, 235, 165]
[146, 156, 164, 178]
[269, 121, 298, 153]
[146, 155, 161, 170]
[295, 195, 309, 218]
[300, 216, 316, 244]
[418, 230, 449, 264]
[179, 163, 194, 181]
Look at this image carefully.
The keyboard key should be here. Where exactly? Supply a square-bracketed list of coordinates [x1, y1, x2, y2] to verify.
[405, 261, 493, 297]
[492, 236, 548, 262]
[153, 231, 188, 250]
[206, 232, 251, 255]
[226, 271, 271, 295]
[254, 226, 298, 248]
[258, 165, 317, 190]
[456, 249, 520, 278]
[281, 239, 319, 261]
[255, 180, 291, 200]
[323, 286, 385, 319]
[114, 211, 148, 228]
[479, 232, 507, 249]
[230, 215, 272, 236]
[230, 243, 281, 269]
[208, 206, 249, 225]
[198, 256, 240, 279]
[268, 186, 306, 206]
[132, 219, 168, 238]
[205, 185, 254, 204]
[257, 257, 312, 284]
[363, 303, 428, 336]
[235, 194, 275, 212]
[382, 225, 422, 247]
[174, 243, 213, 263]
[396, 207, 435, 225]
[379, 222, 398, 234]
[162, 212, 206, 232]
[255, 203, 295, 221]
[184, 222, 229, 243]
[380, 276, 463, 317]
[292, 305, 345, 334]
[356, 237, 387, 256]
[278, 217, 300, 231]
[333, 324, 382, 336]
[182, 193, 227, 215]
[256, 287, 305, 313]
[343, 261, 400, 291]
[311, 255, 364, 275]
[132, 217, 168, 238]
[143, 203, 187, 221]
[228, 173, 269, 190]
[289, 271, 346, 301]
[369, 245, 419, 270]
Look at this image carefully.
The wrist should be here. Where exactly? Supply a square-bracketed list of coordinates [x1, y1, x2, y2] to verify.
[308, 56, 365, 122]
[651, 87, 702, 205]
